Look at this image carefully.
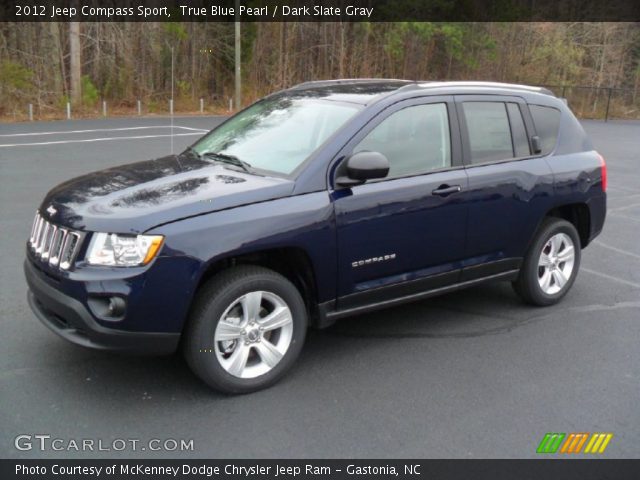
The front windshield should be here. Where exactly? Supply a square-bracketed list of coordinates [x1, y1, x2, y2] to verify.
[191, 95, 361, 175]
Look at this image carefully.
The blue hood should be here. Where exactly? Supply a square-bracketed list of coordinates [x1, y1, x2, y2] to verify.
[39, 154, 294, 234]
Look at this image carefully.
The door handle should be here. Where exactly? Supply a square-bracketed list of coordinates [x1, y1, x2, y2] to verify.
[432, 184, 461, 197]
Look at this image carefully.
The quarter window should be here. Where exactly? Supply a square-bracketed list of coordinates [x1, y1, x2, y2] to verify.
[354, 103, 451, 178]
[529, 105, 561, 155]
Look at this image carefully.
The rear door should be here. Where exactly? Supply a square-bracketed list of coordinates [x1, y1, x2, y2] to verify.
[332, 96, 470, 309]
[455, 95, 555, 279]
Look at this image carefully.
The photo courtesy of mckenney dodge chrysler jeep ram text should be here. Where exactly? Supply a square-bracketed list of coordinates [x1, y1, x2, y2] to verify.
[24, 80, 607, 393]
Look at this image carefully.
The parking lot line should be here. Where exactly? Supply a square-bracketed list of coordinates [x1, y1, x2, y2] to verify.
[0, 126, 208, 137]
[609, 212, 640, 223]
[582, 268, 640, 289]
[0, 132, 205, 148]
[595, 241, 640, 260]
[609, 202, 640, 212]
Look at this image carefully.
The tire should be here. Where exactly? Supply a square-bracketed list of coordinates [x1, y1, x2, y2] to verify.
[183, 265, 307, 394]
[512, 217, 581, 306]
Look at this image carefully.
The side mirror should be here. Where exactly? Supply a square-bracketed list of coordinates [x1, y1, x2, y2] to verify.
[336, 151, 390, 187]
[531, 135, 542, 154]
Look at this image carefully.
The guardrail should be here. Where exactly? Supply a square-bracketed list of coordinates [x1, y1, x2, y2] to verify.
[13, 87, 640, 122]
[18, 97, 235, 122]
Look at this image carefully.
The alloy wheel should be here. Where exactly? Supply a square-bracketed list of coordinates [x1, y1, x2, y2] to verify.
[214, 291, 293, 379]
[537, 232, 576, 295]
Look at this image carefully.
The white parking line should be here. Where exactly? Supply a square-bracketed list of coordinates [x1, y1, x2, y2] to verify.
[582, 268, 640, 289]
[595, 241, 640, 261]
[0, 132, 205, 148]
[609, 212, 640, 223]
[0, 125, 208, 137]
[609, 185, 638, 193]
[609, 201, 640, 212]
[607, 192, 640, 201]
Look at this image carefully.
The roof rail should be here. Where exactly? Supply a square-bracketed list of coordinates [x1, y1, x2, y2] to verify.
[416, 81, 556, 97]
[289, 78, 411, 90]
[288, 79, 556, 97]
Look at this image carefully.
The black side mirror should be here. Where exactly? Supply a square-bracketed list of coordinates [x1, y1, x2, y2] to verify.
[336, 151, 390, 187]
[531, 135, 542, 154]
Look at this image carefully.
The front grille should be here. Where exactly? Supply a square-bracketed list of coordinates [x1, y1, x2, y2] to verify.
[29, 212, 83, 270]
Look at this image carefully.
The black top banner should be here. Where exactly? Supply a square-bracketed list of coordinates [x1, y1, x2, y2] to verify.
[1, 0, 640, 22]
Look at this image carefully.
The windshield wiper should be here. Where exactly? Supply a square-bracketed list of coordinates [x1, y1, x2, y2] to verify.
[184, 146, 202, 159]
[201, 152, 253, 173]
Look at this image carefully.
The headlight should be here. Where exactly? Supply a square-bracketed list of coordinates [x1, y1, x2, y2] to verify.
[86, 233, 164, 267]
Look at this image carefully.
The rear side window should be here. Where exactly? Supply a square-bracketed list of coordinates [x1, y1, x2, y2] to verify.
[462, 102, 513, 163]
[529, 105, 561, 155]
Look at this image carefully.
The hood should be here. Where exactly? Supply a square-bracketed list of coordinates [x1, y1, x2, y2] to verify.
[39, 155, 294, 234]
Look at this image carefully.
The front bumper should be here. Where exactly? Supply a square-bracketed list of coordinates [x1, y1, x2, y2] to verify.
[25, 259, 180, 354]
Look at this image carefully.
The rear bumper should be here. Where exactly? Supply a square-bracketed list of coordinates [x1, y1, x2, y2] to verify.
[25, 259, 180, 355]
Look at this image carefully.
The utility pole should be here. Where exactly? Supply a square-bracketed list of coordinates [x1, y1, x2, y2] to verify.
[170, 46, 175, 154]
[234, 0, 241, 111]
[69, 22, 81, 105]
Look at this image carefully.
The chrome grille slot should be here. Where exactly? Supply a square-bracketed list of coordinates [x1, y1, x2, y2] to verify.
[32, 215, 44, 244]
[59, 232, 81, 270]
[34, 217, 47, 252]
[29, 214, 40, 243]
[28, 212, 83, 271]
[49, 228, 67, 267]
[41, 225, 57, 260]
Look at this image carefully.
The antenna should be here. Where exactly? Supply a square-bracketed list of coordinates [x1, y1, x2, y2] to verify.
[170, 45, 175, 155]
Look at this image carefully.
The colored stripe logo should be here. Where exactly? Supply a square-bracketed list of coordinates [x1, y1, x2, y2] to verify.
[537, 433, 565, 453]
[584, 433, 614, 453]
[537, 432, 613, 454]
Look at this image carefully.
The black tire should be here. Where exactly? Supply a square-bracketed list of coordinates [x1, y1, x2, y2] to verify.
[512, 217, 581, 306]
[183, 265, 307, 394]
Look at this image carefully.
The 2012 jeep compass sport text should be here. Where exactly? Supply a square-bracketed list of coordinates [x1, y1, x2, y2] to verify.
[25, 80, 607, 393]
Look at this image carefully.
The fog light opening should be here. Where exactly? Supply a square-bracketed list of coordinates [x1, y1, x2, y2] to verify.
[107, 297, 126, 317]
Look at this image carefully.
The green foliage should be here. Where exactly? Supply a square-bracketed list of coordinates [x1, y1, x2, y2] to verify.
[164, 22, 188, 43]
[241, 23, 257, 64]
[439, 23, 465, 59]
[2, 22, 639, 119]
[383, 22, 437, 60]
[0, 61, 34, 97]
[57, 95, 69, 109]
[81, 75, 100, 106]
[528, 32, 584, 84]
[177, 80, 190, 98]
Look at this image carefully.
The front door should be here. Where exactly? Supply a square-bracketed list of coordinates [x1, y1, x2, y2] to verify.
[332, 98, 470, 310]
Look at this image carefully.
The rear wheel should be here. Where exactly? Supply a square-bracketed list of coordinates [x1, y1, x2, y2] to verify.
[184, 266, 307, 394]
[512, 218, 581, 306]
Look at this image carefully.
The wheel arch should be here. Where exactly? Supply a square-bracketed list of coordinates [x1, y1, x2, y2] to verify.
[192, 247, 320, 325]
[545, 203, 591, 248]
[520, 202, 591, 261]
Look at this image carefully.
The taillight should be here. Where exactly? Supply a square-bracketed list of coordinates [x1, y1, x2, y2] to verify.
[597, 153, 607, 192]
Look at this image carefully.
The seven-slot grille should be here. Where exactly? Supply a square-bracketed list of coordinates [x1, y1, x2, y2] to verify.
[29, 212, 83, 270]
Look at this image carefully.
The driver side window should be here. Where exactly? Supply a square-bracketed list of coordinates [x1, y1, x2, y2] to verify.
[354, 103, 451, 178]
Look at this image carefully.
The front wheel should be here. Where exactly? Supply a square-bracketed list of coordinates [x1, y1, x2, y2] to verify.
[512, 218, 581, 306]
[184, 266, 307, 394]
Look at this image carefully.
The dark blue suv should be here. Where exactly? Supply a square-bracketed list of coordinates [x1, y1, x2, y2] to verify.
[25, 80, 607, 393]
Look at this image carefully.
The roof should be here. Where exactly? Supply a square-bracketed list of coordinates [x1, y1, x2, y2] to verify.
[286, 79, 555, 105]
[286, 79, 412, 105]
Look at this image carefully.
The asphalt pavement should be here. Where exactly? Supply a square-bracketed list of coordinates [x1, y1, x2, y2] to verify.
[0, 116, 638, 459]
